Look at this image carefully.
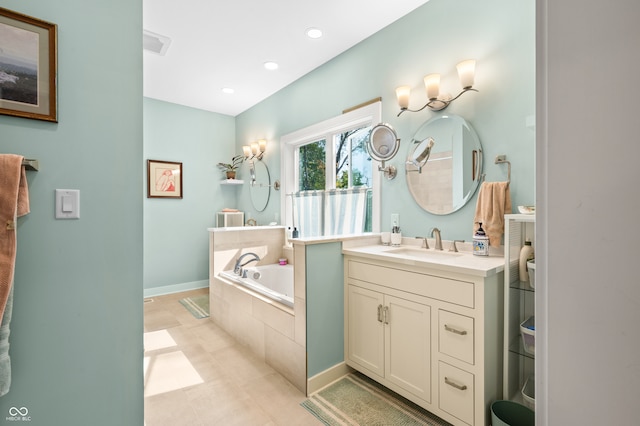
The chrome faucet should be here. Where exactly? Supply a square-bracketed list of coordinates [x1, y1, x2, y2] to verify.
[415, 236, 429, 249]
[449, 240, 465, 252]
[430, 227, 443, 250]
[234, 252, 261, 277]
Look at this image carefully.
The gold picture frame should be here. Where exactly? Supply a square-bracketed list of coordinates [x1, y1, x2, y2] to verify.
[0, 8, 57, 122]
[147, 160, 183, 199]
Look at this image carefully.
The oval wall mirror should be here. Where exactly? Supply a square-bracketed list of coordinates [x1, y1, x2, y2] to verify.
[249, 160, 271, 212]
[405, 115, 483, 215]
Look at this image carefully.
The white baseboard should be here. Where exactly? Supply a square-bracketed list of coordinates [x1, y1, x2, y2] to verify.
[143, 279, 208, 298]
[306, 362, 354, 395]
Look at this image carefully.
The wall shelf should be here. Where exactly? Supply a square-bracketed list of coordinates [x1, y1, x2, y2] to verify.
[220, 179, 244, 185]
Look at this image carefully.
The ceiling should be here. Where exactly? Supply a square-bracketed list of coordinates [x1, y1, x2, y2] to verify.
[143, 0, 430, 117]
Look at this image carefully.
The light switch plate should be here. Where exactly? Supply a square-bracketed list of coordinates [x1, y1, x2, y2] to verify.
[55, 189, 80, 219]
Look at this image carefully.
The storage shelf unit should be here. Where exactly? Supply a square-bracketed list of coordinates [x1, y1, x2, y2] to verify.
[503, 214, 536, 406]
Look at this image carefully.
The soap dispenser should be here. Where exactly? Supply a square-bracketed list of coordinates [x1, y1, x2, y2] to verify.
[473, 222, 489, 256]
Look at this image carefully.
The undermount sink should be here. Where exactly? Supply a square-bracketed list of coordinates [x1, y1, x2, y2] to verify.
[387, 247, 464, 258]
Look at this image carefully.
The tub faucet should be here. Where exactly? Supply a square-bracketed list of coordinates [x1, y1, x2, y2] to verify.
[234, 252, 261, 276]
[430, 228, 443, 250]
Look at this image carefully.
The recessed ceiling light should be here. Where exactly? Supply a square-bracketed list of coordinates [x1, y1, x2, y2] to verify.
[222, 87, 234, 94]
[306, 28, 323, 39]
[264, 61, 279, 70]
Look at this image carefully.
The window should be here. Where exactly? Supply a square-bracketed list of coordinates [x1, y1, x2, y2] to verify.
[281, 102, 381, 237]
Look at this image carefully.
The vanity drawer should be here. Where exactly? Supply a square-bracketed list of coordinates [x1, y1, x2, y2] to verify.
[347, 260, 474, 308]
[439, 362, 475, 425]
[439, 310, 475, 365]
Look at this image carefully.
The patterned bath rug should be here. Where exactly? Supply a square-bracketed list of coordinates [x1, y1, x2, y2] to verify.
[301, 372, 452, 426]
[178, 294, 209, 319]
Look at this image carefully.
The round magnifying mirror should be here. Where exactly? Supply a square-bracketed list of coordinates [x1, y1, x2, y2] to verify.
[410, 137, 435, 169]
[405, 115, 483, 215]
[367, 123, 400, 162]
[250, 160, 271, 212]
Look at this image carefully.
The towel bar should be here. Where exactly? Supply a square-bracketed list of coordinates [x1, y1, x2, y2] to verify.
[495, 155, 510, 183]
[21, 159, 39, 171]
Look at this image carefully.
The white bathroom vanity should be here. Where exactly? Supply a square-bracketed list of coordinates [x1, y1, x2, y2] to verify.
[343, 243, 504, 426]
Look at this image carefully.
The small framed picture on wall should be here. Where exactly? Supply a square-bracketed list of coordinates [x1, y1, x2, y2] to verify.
[147, 160, 183, 199]
[0, 7, 58, 122]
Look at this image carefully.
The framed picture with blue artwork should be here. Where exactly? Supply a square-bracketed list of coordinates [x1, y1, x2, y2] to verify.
[0, 7, 57, 122]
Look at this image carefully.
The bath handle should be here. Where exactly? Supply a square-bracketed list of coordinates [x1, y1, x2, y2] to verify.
[377, 304, 383, 322]
[444, 324, 467, 335]
[444, 377, 467, 391]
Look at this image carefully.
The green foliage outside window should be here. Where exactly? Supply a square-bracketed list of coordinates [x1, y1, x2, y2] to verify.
[299, 140, 326, 191]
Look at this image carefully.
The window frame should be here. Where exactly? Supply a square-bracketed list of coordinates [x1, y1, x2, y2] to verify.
[280, 102, 382, 234]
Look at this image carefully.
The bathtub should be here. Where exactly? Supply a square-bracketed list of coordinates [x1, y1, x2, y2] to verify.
[219, 263, 294, 308]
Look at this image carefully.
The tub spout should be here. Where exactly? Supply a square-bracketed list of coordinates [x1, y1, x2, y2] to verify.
[234, 252, 261, 276]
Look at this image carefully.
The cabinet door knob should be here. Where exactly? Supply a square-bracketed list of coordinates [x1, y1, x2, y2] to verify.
[444, 377, 468, 391]
[383, 306, 389, 324]
[377, 304, 383, 322]
[444, 324, 468, 335]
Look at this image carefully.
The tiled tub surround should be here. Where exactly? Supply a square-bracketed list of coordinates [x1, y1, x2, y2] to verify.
[209, 226, 306, 392]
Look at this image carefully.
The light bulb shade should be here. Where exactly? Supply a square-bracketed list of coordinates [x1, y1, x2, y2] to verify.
[242, 145, 252, 158]
[250, 142, 259, 155]
[423, 74, 440, 100]
[456, 59, 476, 89]
[395, 86, 411, 109]
[258, 139, 267, 153]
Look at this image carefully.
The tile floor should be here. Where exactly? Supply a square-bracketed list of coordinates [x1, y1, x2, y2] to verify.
[144, 288, 321, 426]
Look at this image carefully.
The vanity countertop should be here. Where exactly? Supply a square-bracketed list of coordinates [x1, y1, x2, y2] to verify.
[342, 243, 505, 277]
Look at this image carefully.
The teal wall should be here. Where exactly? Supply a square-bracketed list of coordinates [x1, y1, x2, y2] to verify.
[0, 1, 143, 424]
[143, 0, 535, 293]
[305, 242, 344, 377]
[143, 98, 236, 296]
[236, 0, 535, 241]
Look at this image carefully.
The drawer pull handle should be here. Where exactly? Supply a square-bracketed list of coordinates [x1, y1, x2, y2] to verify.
[377, 304, 383, 323]
[444, 324, 467, 335]
[444, 377, 468, 391]
[383, 306, 389, 324]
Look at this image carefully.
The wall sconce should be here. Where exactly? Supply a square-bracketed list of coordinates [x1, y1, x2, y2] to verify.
[396, 59, 478, 116]
[243, 139, 267, 160]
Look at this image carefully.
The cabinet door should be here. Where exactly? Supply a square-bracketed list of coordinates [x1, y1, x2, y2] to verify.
[385, 295, 431, 403]
[347, 285, 384, 377]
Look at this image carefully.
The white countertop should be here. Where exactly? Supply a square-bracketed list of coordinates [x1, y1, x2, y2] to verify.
[342, 243, 505, 277]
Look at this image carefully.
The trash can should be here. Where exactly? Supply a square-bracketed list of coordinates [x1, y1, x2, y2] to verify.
[491, 400, 535, 426]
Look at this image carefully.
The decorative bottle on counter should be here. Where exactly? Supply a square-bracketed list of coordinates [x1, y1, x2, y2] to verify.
[519, 240, 534, 282]
[473, 222, 489, 256]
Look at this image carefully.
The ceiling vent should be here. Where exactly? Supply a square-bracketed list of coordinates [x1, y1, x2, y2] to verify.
[143, 30, 171, 56]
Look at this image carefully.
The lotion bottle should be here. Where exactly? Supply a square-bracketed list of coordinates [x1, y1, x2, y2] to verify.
[519, 240, 534, 282]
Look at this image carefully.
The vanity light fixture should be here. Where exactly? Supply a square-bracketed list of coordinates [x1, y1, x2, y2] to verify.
[396, 59, 478, 116]
[243, 139, 267, 160]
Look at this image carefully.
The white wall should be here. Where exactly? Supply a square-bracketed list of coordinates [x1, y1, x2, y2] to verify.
[537, 0, 640, 424]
